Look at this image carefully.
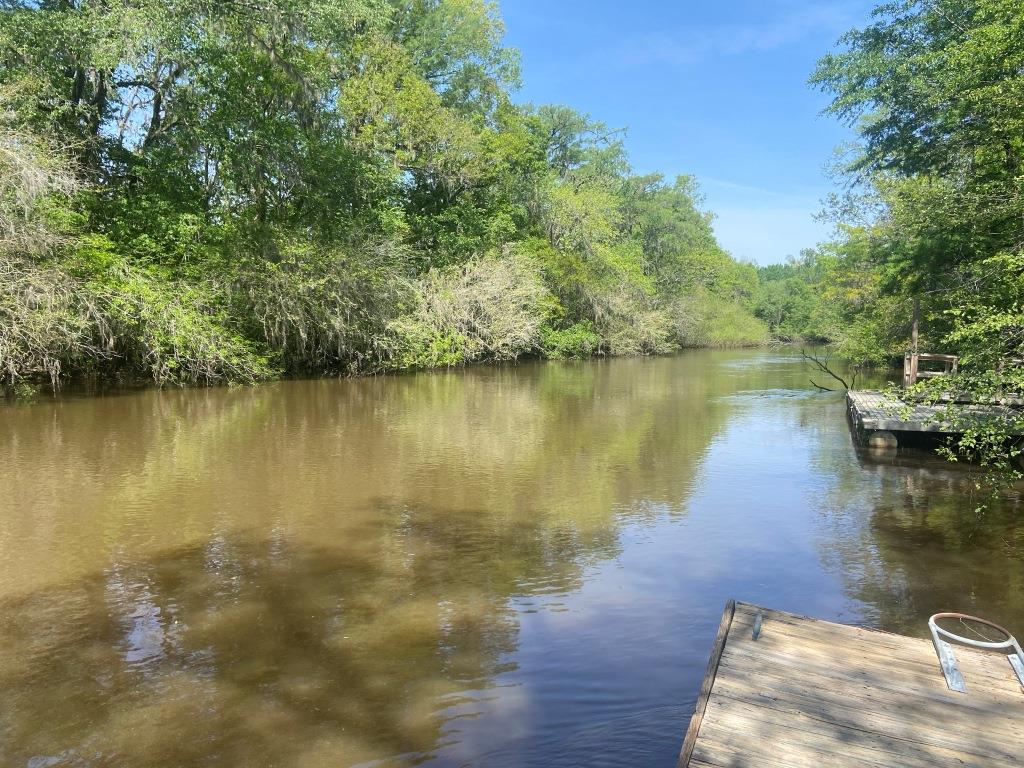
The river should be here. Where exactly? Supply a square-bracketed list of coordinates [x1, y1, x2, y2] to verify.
[1, 349, 1022, 767]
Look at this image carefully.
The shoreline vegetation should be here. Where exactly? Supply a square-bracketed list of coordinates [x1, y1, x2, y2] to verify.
[4, 0, 1022, 433]
[1, 0, 794, 396]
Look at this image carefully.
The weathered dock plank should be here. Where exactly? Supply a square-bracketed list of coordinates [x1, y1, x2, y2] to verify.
[677, 602, 1024, 768]
[848, 390, 945, 433]
[847, 389, 1022, 436]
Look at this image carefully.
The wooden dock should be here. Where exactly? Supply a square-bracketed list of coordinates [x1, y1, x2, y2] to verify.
[678, 601, 1024, 768]
[847, 389, 1021, 437]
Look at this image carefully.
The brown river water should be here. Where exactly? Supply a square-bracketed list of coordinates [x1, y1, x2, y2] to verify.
[2, 349, 1023, 767]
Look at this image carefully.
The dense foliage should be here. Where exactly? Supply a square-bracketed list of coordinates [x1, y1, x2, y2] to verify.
[761, 0, 1024, 473]
[759, 2, 1024, 363]
[0, 0, 770, 391]
[816, 0, 1024, 360]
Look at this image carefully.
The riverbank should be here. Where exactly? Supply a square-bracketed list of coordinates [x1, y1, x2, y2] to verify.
[3, 0, 781, 398]
[2, 248, 771, 396]
[2, 332, 771, 398]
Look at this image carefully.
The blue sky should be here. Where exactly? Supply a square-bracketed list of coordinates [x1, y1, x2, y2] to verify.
[500, 0, 878, 265]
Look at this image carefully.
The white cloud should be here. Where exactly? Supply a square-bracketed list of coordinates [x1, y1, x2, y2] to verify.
[702, 176, 798, 199]
[617, 2, 857, 66]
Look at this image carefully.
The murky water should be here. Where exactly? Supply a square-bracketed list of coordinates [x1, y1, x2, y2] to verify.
[2, 350, 1022, 767]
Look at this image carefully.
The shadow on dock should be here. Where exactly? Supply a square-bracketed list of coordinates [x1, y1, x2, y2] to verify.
[679, 601, 1024, 768]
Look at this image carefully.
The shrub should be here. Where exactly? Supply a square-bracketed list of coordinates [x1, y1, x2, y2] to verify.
[670, 290, 769, 348]
[579, 289, 676, 356]
[598, 296, 676, 356]
[0, 118, 79, 255]
[386, 250, 550, 368]
[237, 240, 412, 374]
[0, 254, 101, 388]
[540, 321, 602, 358]
[0, 240, 274, 391]
[91, 264, 273, 386]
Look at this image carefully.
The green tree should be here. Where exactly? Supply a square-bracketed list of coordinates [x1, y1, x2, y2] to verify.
[0, 0, 769, 390]
[813, 0, 1024, 473]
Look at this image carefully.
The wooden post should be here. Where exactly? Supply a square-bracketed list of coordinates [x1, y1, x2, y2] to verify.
[904, 298, 920, 388]
[912, 297, 920, 355]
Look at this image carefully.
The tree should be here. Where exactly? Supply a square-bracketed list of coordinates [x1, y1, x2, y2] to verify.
[0, 0, 769, 390]
[813, 0, 1024, 476]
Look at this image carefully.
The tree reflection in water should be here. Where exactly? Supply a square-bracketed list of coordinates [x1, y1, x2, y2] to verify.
[2, 351, 1022, 767]
[0, 355, 740, 767]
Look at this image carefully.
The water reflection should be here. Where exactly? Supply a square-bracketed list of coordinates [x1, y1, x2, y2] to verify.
[0, 351, 1022, 767]
[817, 454, 1024, 636]
[0, 357, 745, 767]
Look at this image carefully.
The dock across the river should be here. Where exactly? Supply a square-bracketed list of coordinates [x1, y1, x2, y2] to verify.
[677, 601, 1024, 767]
[846, 389, 1021, 444]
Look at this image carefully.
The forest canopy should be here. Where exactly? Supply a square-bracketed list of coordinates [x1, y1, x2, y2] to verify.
[745, 1, 1024, 385]
[0, 0, 776, 390]
[740, 0, 1024, 473]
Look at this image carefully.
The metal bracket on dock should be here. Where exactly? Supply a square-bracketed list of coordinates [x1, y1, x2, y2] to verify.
[928, 613, 1024, 694]
[931, 634, 967, 693]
